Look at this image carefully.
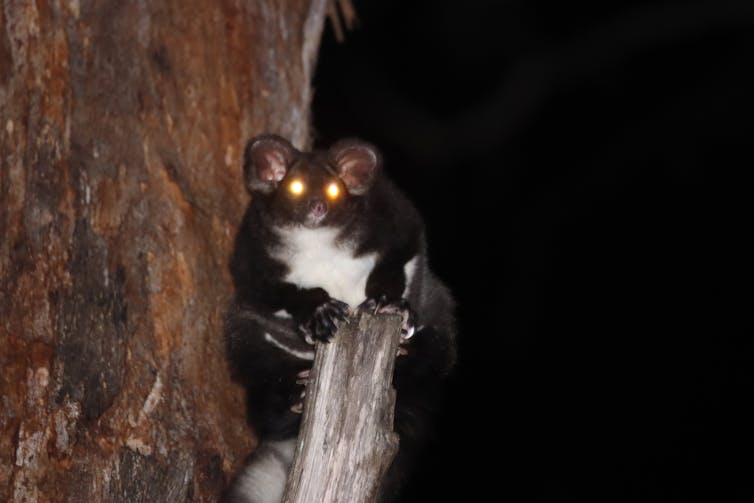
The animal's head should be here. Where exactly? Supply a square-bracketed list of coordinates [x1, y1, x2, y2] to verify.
[243, 134, 380, 228]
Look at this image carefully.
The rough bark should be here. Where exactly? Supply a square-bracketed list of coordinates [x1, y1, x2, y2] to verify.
[283, 312, 401, 503]
[0, 1, 328, 502]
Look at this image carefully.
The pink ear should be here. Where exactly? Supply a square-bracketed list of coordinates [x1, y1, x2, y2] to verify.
[243, 135, 295, 193]
[259, 150, 287, 182]
[329, 140, 380, 195]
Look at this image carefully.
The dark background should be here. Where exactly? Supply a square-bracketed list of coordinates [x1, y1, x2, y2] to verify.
[312, 1, 752, 501]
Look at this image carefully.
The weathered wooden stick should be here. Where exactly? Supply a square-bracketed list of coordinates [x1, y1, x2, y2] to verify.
[282, 311, 402, 503]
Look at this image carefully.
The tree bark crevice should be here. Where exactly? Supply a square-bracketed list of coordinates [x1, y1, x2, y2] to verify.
[0, 1, 331, 501]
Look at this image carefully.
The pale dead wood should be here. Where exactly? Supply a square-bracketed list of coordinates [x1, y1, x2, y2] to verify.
[327, 0, 359, 42]
[283, 311, 402, 503]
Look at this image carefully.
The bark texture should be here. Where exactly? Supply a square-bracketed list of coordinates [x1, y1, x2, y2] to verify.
[0, 1, 328, 501]
[283, 312, 401, 503]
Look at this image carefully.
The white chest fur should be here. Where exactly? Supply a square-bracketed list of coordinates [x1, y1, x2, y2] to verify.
[271, 226, 377, 307]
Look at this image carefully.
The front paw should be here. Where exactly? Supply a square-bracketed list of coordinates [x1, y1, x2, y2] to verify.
[300, 299, 349, 343]
[290, 369, 310, 414]
[359, 297, 416, 341]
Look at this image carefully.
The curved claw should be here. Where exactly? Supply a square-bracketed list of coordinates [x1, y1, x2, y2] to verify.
[358, 295, 403, 314]
[357, 296, 382, 314]
[296, 369, 310, 386]
[359, 297, 416, 340]
[301, 298, 349, 343]
[291, 368, 311, 413]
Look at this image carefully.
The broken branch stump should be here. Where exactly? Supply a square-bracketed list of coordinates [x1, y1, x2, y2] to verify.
[282, 311, 402, 503]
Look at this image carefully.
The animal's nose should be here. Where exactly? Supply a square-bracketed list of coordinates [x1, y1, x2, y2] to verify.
[308, 199, 327, 217]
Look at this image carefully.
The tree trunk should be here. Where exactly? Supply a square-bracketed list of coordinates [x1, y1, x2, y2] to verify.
[283, 312, 401, 503]
[0, 1, 328, 501]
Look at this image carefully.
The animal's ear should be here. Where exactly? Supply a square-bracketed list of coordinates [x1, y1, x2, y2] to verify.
[328, 139, 380, 195]
[243, 135, 296, 193]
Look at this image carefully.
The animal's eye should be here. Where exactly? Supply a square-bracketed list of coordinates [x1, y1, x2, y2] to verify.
[289, 179, 305, 195]
[326, 182, 340, 199]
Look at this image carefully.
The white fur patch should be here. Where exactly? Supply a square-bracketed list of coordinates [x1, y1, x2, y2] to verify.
[234, 440, 296, 503]
[273, 309, 292, 319]
[264, 332, 314, 360]
[271, 226, 377, 307]
[403, 256, 418, 296]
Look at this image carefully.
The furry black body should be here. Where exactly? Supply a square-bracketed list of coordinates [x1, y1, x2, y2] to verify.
[224, 135, 456, 503]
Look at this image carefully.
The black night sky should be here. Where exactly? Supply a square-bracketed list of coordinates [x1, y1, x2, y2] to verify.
[312, 1, 752, 501]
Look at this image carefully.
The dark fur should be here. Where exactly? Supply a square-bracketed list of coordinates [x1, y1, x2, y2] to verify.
[225, 135, 456, 502]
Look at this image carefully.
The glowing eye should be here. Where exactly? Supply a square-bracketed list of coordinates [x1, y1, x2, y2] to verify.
[326, 182, 340, 199]
[289, 179, 304, 195]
